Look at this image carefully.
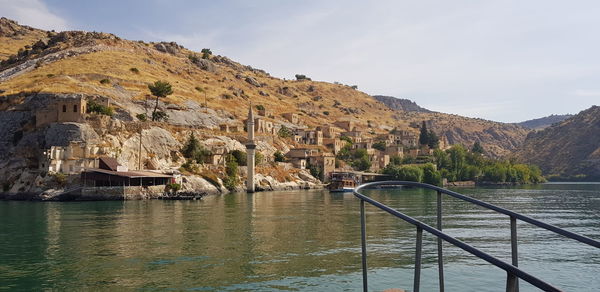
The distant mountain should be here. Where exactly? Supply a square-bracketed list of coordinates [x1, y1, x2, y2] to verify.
[517, 114, 573, 130]
[515, 106, 600, 180]
[372, 95, 432, 113]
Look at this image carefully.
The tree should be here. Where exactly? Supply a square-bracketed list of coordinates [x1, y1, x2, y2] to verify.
[419, 121, 429, 146]
[383, 165, 423, 182]
[427, 130, 439, 149]
[148, 81, 173, 121]
[274, 151, 285, 162]
[230, 150, 247, 166]
[278, 125, 292, 138]
[201, 48, 212, 59]
[352, 156, 371, 171]
[308, 164, 323, 180]
[422, 163, 442, 186]
[223, 154, 238, 191]
[373, 141, 387, 151]
[152, 110, 169, 122]
[472, 141, 484, 154]
[181, 133, 210, 163]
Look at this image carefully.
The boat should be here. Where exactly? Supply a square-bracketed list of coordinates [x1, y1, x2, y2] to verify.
[327, 172, 360, 192]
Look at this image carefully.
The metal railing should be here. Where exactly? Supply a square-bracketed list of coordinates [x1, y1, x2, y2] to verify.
[353, 181, 600, 292]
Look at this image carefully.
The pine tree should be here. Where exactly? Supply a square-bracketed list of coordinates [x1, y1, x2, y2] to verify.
[148, 81, 173, 121]
[419, 121, 429, 146]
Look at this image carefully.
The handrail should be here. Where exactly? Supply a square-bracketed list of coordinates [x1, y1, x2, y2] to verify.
[353, 181, 600, 292]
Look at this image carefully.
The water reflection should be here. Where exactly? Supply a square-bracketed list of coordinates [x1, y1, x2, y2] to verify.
[0, 184, 599, 291]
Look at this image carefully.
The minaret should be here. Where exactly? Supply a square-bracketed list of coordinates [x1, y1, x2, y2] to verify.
[246, 104, 256, 193]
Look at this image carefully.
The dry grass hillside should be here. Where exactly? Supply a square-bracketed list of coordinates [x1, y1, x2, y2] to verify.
[515, 106, 600, 179]
[0, 17, 48, 61]
[0, 18, 529, 157]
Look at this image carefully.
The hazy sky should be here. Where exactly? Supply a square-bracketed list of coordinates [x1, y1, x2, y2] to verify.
[3, 0, 600, 122]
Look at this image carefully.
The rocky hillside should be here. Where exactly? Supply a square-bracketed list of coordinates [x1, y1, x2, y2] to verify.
[515, 106, 600, 180]
[372, 95, 431, 113]
[374, 95, 530, 158]
[517, 114, 573, 130]
[0, 17, 536, 195]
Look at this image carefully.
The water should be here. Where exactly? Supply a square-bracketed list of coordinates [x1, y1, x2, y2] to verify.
[1, 183, 599, 291]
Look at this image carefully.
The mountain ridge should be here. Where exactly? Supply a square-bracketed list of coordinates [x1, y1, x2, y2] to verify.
[515, 106, 600, 180]
[0, 17, 531, 166]
[517, 114, 573, 130]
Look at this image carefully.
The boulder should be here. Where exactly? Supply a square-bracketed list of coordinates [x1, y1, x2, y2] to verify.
[245, 76, 261, 87]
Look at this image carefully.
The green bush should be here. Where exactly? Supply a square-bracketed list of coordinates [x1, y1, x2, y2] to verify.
[99, 78, 110, 84]
[181, 133, 210, 164]
[195, 86, 204, 92]
[230, 150, 247, 166]
[295, 74, 311, 81]
[383, 165, 423, 182]
[87, 101, 114, 116]
[274, 151, 285, 162]
[130, 67, 140, 74]
[188, 54, 199, 63]
[152, 111, 169, 122]
[201, 48, 212, 59]
[278, 126, 292, 138]
[136, 113, 147, 121]
[373, 141, 386, 151]
[255, 104, 265, 111]
[167, 183, 181, 193]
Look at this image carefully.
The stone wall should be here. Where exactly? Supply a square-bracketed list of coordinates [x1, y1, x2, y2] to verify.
[81, 185, 165, 200]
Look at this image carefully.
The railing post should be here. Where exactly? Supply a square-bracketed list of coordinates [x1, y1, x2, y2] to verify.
[360, 199, 368, 292]
[510, 216, 519, 292]
[414, 226, 423, 292]
[506, 272, 518, 292]
[437, 191, 445, 292]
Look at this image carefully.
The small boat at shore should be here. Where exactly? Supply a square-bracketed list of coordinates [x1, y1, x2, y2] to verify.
[327, 172, 360, 192]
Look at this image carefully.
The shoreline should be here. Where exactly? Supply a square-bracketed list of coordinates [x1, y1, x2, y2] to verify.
[0, 183, 326, 202]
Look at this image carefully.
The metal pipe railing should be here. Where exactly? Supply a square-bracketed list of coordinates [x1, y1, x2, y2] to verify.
[353, 181, 600, 292]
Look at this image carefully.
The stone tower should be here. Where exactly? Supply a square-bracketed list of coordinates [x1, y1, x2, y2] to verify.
[246, 104, 256, 193]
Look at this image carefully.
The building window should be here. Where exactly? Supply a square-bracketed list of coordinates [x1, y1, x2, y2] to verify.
[62, 105, 66, 112]
[74, 105, 77, 112]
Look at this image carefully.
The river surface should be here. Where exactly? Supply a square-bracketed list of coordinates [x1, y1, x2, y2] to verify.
[1, 183, 599, 291]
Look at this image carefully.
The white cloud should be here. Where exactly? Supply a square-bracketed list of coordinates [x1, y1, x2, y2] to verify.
[0, 0, 69, 31]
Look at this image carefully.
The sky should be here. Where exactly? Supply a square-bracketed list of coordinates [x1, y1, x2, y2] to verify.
[2, 0, 600, 122]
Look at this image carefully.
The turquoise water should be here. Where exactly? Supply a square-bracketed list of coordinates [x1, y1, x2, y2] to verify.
[1, 183, 599, 291]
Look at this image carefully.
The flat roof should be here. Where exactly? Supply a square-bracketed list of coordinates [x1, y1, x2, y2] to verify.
[83, 168, 172, 178]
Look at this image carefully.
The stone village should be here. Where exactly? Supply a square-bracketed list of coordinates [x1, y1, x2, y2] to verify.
[30, 95, 449, 199]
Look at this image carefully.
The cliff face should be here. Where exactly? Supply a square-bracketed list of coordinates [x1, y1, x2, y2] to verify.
[372, 95, 432, 113]
[515, 106, 600, 180]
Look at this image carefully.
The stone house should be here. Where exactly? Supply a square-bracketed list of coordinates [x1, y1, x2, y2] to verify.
[245, 117, 275, 134]
[334, 120, 355, 132]
[39, 141, 102, 174]
[285, 148, 318, 169]
[307, 152, 336, 182]
[282, 113, 299, 124]
[369, 152, 390, 172]
[384, 145, 404, 158]
[317, 125, 342, 138]
[258, 108, 272, 117]
[341, 131, 363, 143]
[204, 148, 226, 165]
[323, 138, 344, 154]
[36, 97, 87, 128]
[353, 141, 373, 150]
[219, 123, 241, 133]
[296, 129, 323, 145]
[392, 132, 417, 148]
